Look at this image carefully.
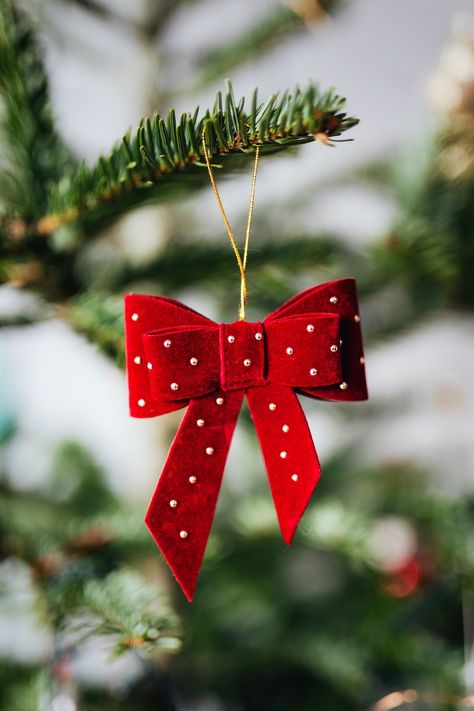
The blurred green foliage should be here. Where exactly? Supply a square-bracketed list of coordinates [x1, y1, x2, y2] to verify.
[0, 0, 473, 710]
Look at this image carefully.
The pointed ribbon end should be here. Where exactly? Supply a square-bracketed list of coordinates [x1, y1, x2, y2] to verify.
[281, 523, 297, 546]
[144, 511, 201, 603]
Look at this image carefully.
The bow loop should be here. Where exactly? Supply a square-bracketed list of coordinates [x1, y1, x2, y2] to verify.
[144, 326, 220, 402]
[265, 313, 342, 388]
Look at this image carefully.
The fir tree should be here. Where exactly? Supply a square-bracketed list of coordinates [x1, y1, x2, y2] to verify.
[0, 1, 473, 709]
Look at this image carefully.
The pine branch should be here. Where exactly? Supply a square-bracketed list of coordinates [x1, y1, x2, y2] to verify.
[105, 233, 352, 292]
[30, 82, 358, 239]
[0, 439, 181, 658]
[361, 132, 474, 311]
[64, 293, 125, 365]
[195, 1, 342, 88]
[75, 570, 182, 655]
[0, 1, 75, 221]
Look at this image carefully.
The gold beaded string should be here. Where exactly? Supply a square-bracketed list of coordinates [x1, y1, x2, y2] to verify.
[201, 131, 260, 321]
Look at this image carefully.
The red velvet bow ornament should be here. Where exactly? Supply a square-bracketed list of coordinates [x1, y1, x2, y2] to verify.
[124, 278, 368, 600]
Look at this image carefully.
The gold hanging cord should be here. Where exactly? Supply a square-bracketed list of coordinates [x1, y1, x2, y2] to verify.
[201, 130, 260, 321]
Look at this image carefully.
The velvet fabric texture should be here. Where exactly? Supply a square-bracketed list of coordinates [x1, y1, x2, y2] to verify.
[124, 278, 368, 600]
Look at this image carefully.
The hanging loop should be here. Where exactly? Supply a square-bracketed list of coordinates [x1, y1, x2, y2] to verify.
[201, 130, 260, 321]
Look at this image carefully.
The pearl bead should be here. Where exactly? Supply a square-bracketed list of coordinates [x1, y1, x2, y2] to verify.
[255, 332, 263, 340]
[206, 447, 214, 455]
[269, 403, 277, 411]
[170, 382, 179, 390]
[330, 345, 338, 353]
[282, 424, 289, 433]
[329, 296, 338, 304]
[354, 314, 361, 323]
[169, 500, 177, 508]
[306, 324, 315, 332]
[310, 368, 318, 376]
[190, 357, 198, 365]
[133, 356, 141, 364]
[227, 335, 235, 343]
[163, 339, 171, 348]
[196, 419, 205, 427]
[189, 476, 197, 484]
[179, 530, 188, 539]
[340, 382, 348, 390]
[243, 359, 251, 367]
[131, 313, 139, 321]
[291, 474, 299, 482]
[286, 347, 293, 355]
[137, 399, 146, 407]
[147, 362, 153, 370]
[216, 397, 224, 405]
[280, 451, 287, 459]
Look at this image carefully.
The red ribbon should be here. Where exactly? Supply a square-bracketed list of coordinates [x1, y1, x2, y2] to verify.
[124, 278, 368, 600]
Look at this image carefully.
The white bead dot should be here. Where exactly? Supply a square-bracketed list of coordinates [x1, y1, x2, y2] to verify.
[170, 382, 179, 391]
[216, 397, 224, 405]
[330, 345, 338, 353]
[169, 500, 178, 508]
[255, 332, 263, 340]
[147, 362, 153, 370]
[137, 399, 146, 407]
[360, 356, 365, 364]
[243, 359, 251, 367]
[354, 314, 361, 323]
[164, 339, 172, 348]
[291, 474, 299, 482]
[340, 382, 348, 390]
[190, 357, 198, 366]
[310, 368, 318, 376]
[206, 447, 214, 455]
[330, 296, 338, 304]
[196, 419, 205, 427]
[189, 476, 197, 484]
[131, 313, 139, 321]
[227, 335, 235, 343]
[286, 347, 294, 355]
[269, 403, 277, 411]
[133, 356, 141, 365]
[179, 530, 188, 539]
[280, 451, 287, 459]
[282, 424, 289, 433]
[306, 324, 315, 332]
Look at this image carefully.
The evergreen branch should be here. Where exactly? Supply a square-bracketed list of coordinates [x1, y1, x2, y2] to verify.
[0, 441, 181, 657]
[195, 1, 342, 87]
[75, 570, 182, 655]
[60, 0, 110, 18]
[34, 81, 358, 238]
[196, 5, 306, 87]
[61, 0, 189, 42]
[105, 234, 352, 292]
[64, 293, 125, 365]
[0, 1, 75, 220]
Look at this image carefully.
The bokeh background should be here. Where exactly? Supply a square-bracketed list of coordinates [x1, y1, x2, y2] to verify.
[1, 0, 474, 709]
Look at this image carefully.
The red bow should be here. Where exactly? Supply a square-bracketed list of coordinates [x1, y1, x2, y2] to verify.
[124, 278, 368, 600]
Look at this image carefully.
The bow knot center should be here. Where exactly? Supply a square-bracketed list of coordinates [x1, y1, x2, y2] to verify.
[219, 321, 266, 391]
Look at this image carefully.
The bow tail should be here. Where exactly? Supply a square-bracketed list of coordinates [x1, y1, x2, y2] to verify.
[145, 390, 244, 601]
[246, 384, 321, 544]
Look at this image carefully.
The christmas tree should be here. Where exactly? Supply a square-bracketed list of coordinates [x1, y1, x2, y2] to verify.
[1, 1, 473, 709]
